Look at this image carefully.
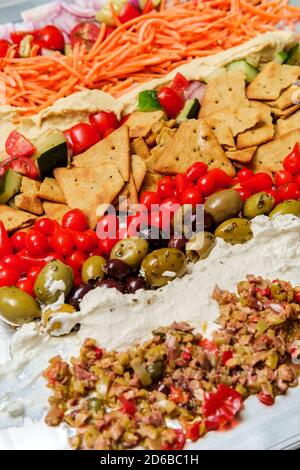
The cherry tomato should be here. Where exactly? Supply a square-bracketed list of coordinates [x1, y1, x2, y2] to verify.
[181, 186, 203, 205]
[98, 237, 119, 256]
[208, 168, 233, 189]
[196, 173, 215, 196]
[157, 87, 184, 119]
[157, 176, 174, 199]
[65, 250, 87, 272]
[274, 169, 294, 187]
[0, 268, 19, 287]
[16, 278, 34, 296]
[170, 72, 190, 97]
[34, 218, 55, 236]
[89, 111, 118, 138]
[73, 231, 98, 252]
[235, 187, 252, 201]
[242, 172, 273, 192]
[294, 173, 300, 189]
[63, 128, 73, 149]
[25, 230, 49, 257]
[68, 123, 100, 155]
[27, 266, 42, 282]
[203, 384, 243, 431]
[0, 254, 29, 274]
[70, 22, 100, 50]
[39, 25, 65, 51]
[283, 144, 300, 174]
[96, 214, 119, 239]
[62, 209, 88, 232]
[258, 392, 275, 406]
[237, 168, 253, 183]
[9, 157, 39, 179]
[51, 229, 74, 256]
[10, 231, 26, 251]
[173, 173, 188, 194]
[118, 3, 140, 23]
[277, 182, 300, 201]
[140, 191, 161, 210]
[5, 131, 35, 158]
[10, 31, 40, 46]
[186, 162, 207, 183]
[0, 39, 10, 57]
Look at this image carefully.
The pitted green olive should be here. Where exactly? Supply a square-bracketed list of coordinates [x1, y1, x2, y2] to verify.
[82, 256, 106, 283]
[204, 189, 243, 225]
[215, 217, 253, 245]
[34, 259, 74, 304]
[42, 303, 76, 331]
[243, 192, 275, 219]
[0, 287, 41, 326]
[141, 248, 187, 288]
[186, 231, 216, 263]
[269, 199, 300, 218]
[110, 237, 149, 270]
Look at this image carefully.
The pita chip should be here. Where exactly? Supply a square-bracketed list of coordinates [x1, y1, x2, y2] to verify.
[140, 172, 161, 194]
[247, 63, 300, 101]
[73, 126, 130, 182]
[38, 177, 66, 203]
[250, 129, 300, 172]
[131, 154, 146, 192]
[204, 117, 235, 148]
[43, 202, 70, 223]
[207, 106, 260, 138]
[154, 119, 235, 176]
[115, 175, 138, 211]
[130, 137, 150, 160]
[270, 103, 300, 119]
[126, 110, 166, 138]
[0, 205, 36, 232]
[54, 163, 124, 228]
[236, 101, 274, 149]
[276, 110, 300, 136]
[14, 177, 43, 215]
[266, 84, 299, 110]
[226, 146, 257, 164]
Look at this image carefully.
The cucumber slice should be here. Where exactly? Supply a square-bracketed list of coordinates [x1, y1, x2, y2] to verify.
[0, 169, 22, 204]
[33, 129, 68, 179]
[274, 50, 288, 64]
[64, 44, 73, 56]
[227, 60, 258, 83]
[176, 99, 200, 124]
[286, 44, 300, 65]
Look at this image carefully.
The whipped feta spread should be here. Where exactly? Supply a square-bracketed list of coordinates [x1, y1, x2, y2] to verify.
[0, 214, 300, 432]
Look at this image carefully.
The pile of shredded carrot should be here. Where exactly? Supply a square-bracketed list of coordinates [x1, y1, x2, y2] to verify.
[1, 0, 300, 117]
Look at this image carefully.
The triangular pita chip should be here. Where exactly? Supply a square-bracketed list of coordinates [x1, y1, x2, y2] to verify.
[145, 128, 176, 173]
[276, 110, 300, 136]
[0, 205, 36, 232]
[54, 164, 124, 228]
[236, 101, 274, 149]
[130, 137, 150, 160]
[247, 63, 300, 101]
[131, 155, 146, 192]
[206, 106, 260, 138]
[72, 126, 130, 182]
[265, 85, 298, 110]
[226, 146, 257, 163]
[15, 194, 43, 215]
[200, 69, 248, 118]
[38, 177, 66, 204]
[204, 117, 234, 148]
[43, 202, 70, 223]
[115, 175, 138, 211]
[154, 120, 235, 176]
[140, 172, 161, 194]
[126, 110, 166, 138]
[270, 104, 300, 119]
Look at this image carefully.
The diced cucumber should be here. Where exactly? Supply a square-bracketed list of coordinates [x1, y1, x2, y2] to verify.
[33, 129, 68, 179]
[227, 60, 258, 83]
[176, 99, 200, 124]
[0, 169, 22, 204]
[286, 44, 300, 65]
[64, 44, 73, 56]
[274, 50, 288, 64]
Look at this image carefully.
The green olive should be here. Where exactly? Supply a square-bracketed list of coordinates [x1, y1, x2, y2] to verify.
[204, 189, 243, 225]
[141, 248, 187, 288]
[243, 192, 275, 219]
[0, 287, 41, 326]
[269, 199, 300, 218]
[110, 237, 149, 270]
[42, 303, 76, 331]
[186, 231, 216, 263]
[172, 205, 214, 238]
[215, 217, 253, 245]
[81, 255, 106, 283]
[147, 360, 165, 381]
[34, 259, 74, 304]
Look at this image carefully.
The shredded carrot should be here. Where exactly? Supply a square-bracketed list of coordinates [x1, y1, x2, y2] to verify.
[1, 0, 300, 117]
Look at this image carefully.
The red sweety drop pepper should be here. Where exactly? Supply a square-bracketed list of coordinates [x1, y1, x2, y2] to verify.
[0, 221, 13, 259]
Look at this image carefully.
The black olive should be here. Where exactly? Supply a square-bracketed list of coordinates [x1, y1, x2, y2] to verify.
[168, 236, 187, 252]
[67, 282, 94, 310]
[97, 279, 124, 293]
[125, 277, 146, 294]
[139, 225, 169, 250]
[103, 259, 130, 281]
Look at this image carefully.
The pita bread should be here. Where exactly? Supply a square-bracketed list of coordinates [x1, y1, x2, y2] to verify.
[0, 205, 36, 232]
[126, 110, 166, 138]
[276, 110, 300, 136]
[54, 163, 124, 228]
[226, 146, 257, 163]
[72, 126, 130, 182]
[131, 155, 146, 192]
[154, 120, 235, 176]
[139, 172, 161, 194]
[236, 101, 274, 149]
[200, 69, 248, 118]
[38, 177, 66, 203]
[130, 137, 150, 160]
[250, 129, 300, 172]
[247, 63, 300, 101]
[43, 202, 70, 223]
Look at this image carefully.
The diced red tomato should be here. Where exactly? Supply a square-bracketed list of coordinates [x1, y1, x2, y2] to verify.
[89, 111, 119, 138]
[169, 385, 189, 404]
[0, 39, 10, 57]
[39, 25, 65, 51]
[93, 346, 103, 359]
[70, 22, 100, 50]
[157, 87, 184, 119]
[119, 3, 140, 23]
[181, 347, 192, 361]
[199, 338, 218, 355]
[120, 396, 137, 415]
[5, 131, 35, 158]
[8, 157, 39, 179]
[170, 72, 190, 97]
[283, 144, 300, 174]
[68, 122, 100, 155]
[221, 350, 233, 365]
[258, 392, 275, 406]
[162, 429, 186, 450]
[203, 384, 243, 431]
[186, 421, 201, 442]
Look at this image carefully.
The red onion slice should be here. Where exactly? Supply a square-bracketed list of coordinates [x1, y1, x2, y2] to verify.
[185, 81, 206, 105]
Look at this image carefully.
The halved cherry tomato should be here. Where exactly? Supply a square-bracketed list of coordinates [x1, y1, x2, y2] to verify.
[241, 172, 273, 192]
[277, 182, 299, 201]
[283, 144, 300, 174]
[118, 3, 140, 23]
[237, 168, 253, 183]
[89, 111, 118, 138]
[62, 209, 88, 232]
[10, 31, 38, 46]
[274, 170, 294, 187]
[258, 392, 275, 406]
[0, 39, 10, 57]
[203, 384, 243, 431]
[0, 267, 19, 287]
[6, 131, 35, 158]
[170, 72, 190, 97]
[157, 87, 184, 119]
[186, 162, 207, 182]
[8, 157, 39, 179]
[119, 396, 136, 415]
[16, 278, 34, 296]
[39, 25, 65, 51]
[157, 176, 174, 199]
[68, 123, 100, 155]
[181, 186, 203, 205]
[70, 22, 100, 50]
[140, 191, 161, 210]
